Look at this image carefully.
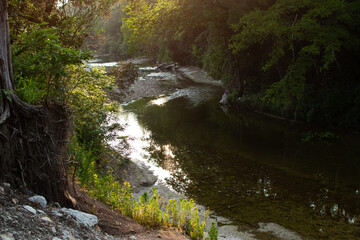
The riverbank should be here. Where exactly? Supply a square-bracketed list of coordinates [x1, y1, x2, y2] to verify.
[0, 181, 190, 240]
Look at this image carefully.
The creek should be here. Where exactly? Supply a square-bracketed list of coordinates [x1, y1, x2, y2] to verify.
[90, 58, 360, 239]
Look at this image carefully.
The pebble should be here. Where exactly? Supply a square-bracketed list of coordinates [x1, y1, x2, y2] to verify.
[52, 209, 63, 217]
[41, 217, 53, 223]
[24, 205, 37, 215]
[53, 202, 61, 208]
[0, 186, 4, 194]
[28, 195, 47, 208]
[51, 227, 57, 234]
[3, 183, 10, 188]
[38, 209, 46, 215]
[62, 230, 76, 240]
[11, 198, 18, 204]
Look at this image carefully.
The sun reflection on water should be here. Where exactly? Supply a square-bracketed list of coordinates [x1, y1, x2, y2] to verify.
[107, 108, 172, 181]
[150, 96, 169, 106]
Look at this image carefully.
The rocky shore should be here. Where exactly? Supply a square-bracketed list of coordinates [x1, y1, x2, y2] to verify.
[0, 181, 189, 240]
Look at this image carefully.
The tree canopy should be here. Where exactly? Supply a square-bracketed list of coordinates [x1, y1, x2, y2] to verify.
[93, 0, 360, 131]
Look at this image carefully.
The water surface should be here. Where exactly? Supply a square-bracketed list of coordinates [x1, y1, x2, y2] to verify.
[111, 64, 360, 239]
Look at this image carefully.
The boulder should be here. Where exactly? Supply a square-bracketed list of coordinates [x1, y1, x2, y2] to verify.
[59, 208, 98, 227]
[28, 195, 47, 208]
[0, 233, 15, 240]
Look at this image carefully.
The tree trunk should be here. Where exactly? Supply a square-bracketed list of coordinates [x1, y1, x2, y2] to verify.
[0, 0, 12, 124]
[0, 0, 70, 205]
[1, 0, 43, 123]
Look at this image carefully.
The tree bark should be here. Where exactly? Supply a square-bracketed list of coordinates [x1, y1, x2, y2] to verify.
[1, 0, 43, 125]
[0, 0, 12, 124]
[0, 0, 13, 89]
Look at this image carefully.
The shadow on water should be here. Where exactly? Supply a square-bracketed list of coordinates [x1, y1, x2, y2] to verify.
[121, 95, 360, 239]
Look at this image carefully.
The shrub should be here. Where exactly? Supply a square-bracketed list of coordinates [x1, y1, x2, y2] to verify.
[63, 65, 118, 152]
[12, 25, 91, 104]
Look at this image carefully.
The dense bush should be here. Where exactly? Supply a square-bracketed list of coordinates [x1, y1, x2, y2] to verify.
[109, 0, 360, 131]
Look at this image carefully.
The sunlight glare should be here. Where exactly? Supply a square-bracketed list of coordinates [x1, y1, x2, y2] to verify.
[150, 96, 169, 106]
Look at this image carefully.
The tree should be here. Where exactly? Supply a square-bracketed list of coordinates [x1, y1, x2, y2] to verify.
[1, 0, 41, 124]
[1, 0, 116, 203]
[0, 0, 13, 124]
[8, 0, 118, 48]
[1, 0, 68, 202]
[230, 0, 360, 126]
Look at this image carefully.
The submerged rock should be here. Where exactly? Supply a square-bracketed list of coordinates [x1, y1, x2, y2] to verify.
[217, 225, 257, 240]
[258, 222, 302, 240]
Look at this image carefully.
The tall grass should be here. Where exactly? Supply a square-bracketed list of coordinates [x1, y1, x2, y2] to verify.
[71, 144, 217, 239]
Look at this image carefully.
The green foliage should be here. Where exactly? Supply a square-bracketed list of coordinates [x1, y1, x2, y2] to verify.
[15, 76, 48, 104]
[206, 222, 218, 240]
[123, 0, 181, 58]
[165, 199, 179, 226]
[301, 131, 336, 143]
[12, 29, 115, 149]
[177, 198, 209, 240]
[64, 65, 117, 151]
[72, 157, 213, 239]
[90, 2, 129, 55]
[70, 141, 124, 204]
[119, 0, 360, 130]
[8, 0, 117, 48]
[226, 89, 241, 104]
[231, 0, 360, 111]
[12, 25, 92, 104]
[117, 181, 135, 216]
[133, 188, 163, 227]
[0, 89, 12, 102]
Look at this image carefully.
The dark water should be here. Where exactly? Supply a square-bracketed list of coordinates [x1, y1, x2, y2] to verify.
[112, 66, 360, 239]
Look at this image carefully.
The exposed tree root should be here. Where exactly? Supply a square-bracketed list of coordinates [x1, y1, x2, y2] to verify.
[0, 102, 71, 205]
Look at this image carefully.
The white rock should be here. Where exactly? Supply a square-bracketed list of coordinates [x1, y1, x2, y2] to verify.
[28, 195, 47, 208]
[0, 186, 4, 193]
[52, 238, 62, 240]
[24, 205, 37, 215]
[51, 227, 57, 234]
[0, 233, 15, 240]
[3, 183, 10, 187]
[41, 216, 53, 223]
[60, 208, 98, 227]
[62, 230, 76, 240]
